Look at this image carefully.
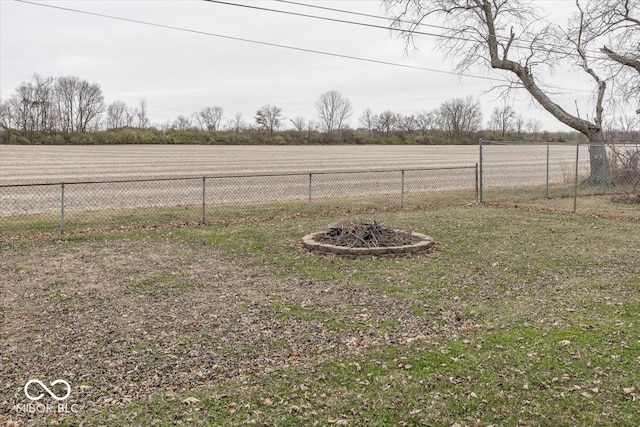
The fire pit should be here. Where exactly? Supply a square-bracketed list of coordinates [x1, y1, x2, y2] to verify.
[302, 219, 436, 259]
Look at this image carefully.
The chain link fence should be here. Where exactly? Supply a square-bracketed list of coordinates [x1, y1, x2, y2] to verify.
[0, 166, 478, 239]
[479, 140, 640, 214]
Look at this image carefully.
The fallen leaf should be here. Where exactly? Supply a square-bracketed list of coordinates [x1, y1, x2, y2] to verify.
[182, 397, 200, 405]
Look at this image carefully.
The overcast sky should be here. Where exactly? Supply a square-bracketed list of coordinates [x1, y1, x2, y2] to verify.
[1, 0, 598, 132]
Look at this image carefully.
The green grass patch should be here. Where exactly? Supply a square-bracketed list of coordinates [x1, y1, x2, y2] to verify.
[5, 205, 640, 426]
[86, 324, 640, 426]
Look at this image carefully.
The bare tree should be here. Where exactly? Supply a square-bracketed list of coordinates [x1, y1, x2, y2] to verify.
[400, 114, 419, 134]
[316, 91, 352, 135]
[385, 0, 613, 184]
[227, 112, 246, 133]
[255, 104, 283, 134]
[9, 82, 37, 134]
[605, 113, 640, 142]
[32, 74, 56, 133]
[488, 105, 516, 137]
[374, 110, 401, 136]
[6, 75, 57, 135]
[135, 99, 150, 129]
[172, 115, 193, 131]
[359, 108, 376, 135]
[75, 79, 104, 132]
[585, 0, 639, 95]
[195, 106, 224, 131]
[290, 116, 307, 133]
[437, 96, 482, 138]
[105, 100, 132, 130]
[0, 98, 12, 131]
[526, 118, 544, 138]
[514, 113, 526, 136]
[54, 76, 104, 133]
[416, 110, 438, 136]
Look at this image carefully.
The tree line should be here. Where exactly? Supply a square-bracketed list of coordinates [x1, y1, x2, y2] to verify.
[0, 75, 579, 145]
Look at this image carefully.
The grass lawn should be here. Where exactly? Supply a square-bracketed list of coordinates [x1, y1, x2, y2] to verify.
[1, 205, 639, 426]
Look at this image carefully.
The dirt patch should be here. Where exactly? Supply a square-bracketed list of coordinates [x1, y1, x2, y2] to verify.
[611, 193, 640, 204]
[0, 235, 457, 424]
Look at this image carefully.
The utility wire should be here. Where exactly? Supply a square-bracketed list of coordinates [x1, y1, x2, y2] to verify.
[271, 0, 604, 57]
[203, 0, 466, 43]
[14, 0, 595, 94]
[273, 0, 471, 33]
[13, 0, 509, 84]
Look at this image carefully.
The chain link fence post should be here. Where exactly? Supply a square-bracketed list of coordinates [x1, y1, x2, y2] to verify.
[60, 183, 65, 234]
[202, 177, 206, 225]
[573, 144, 580, 212]
[475, 163, 479, 203]
[546, 144, 550, 198]
[478, 138, 484, 204]
[308, 173, 313, 214]
[401, 169, 405, 209]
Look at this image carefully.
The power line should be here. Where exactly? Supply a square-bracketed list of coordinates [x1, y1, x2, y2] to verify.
[202, 0, 460, 42]
[13, 0, 510, 84]
[14, 0, 595, 95]
[273, 0, 464, 33]
[202, 0, 604, 84]
[271, 0, 604, 57]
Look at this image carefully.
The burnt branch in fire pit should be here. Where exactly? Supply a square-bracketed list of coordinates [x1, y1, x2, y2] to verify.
[317, 220, 421, 248]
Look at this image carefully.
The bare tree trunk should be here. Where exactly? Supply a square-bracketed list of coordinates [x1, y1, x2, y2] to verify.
[586, 134, 612, 186]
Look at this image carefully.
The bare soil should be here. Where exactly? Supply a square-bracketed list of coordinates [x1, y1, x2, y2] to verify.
[0, 145, 481, 185]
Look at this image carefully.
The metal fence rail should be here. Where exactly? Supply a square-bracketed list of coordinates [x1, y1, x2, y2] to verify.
[479, 140, 640, 212]
[0, 165, 478, 237]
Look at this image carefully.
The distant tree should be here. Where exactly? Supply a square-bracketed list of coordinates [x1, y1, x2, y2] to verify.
[105, 100, 132, 130]
[437, 96, 482, 138]
[400, 114, 419, 134]
[526, 118, 543, 138]
[0, 97, 12, 131]
[488, 105, 516, 137]
[307, 119, 318, 140]
[290, 116, 307, 133]
[31, 74, 56, 133]
[255, 104, 283, 133]
[54, 76, 104, 133]
[316, 91, 352, 134]
[172, 115, 193, 131]
[416, 110, 438, 136]
[135, 99, 150, 129]
[8, 82, 37, 134]
[359, 108, 375, 135]
[514, 114, 526, 136]
[374, 110, 400, 136]
[195, 106, 224, 131]
[227, 112, 246, 133]
[7, 75, 57, 135]
[605, 113, 640, 142]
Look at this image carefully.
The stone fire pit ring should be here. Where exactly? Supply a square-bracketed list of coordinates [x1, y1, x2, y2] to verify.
[302, 231, 436, 259]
